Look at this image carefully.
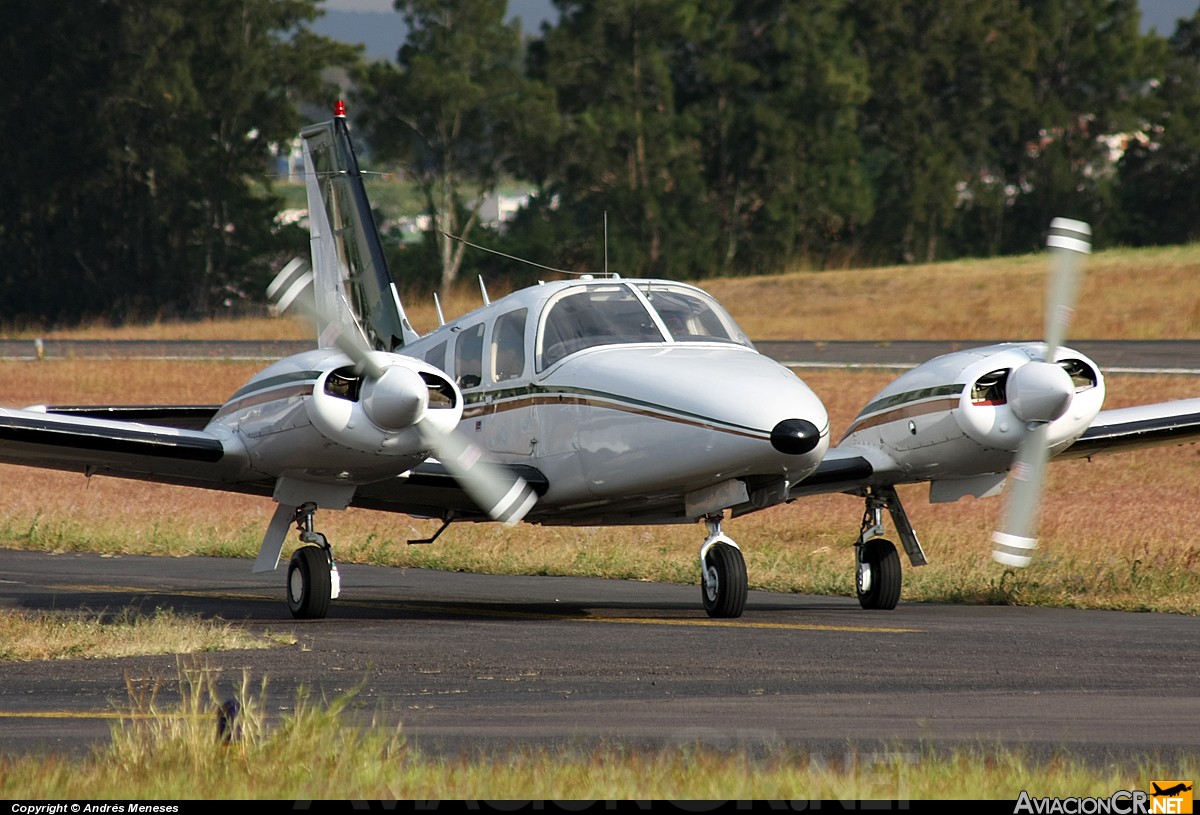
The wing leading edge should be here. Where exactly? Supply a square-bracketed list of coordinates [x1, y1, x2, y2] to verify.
[0, 406, 250, 492]
[1055, 397, 1200, 459]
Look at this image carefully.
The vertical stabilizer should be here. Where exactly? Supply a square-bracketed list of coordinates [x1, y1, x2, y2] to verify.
[299, 101, 419, 351]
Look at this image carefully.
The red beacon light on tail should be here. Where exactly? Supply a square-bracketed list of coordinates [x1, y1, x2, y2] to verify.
[334, 99, 347, 118]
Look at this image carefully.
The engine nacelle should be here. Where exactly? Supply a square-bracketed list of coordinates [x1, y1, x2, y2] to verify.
[840, 343, 1105, 484]
[216, 348, 462, 485]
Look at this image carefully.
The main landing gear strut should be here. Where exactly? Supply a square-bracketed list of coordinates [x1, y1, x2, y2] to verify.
[286, 502, 341, 620]
[700, 514, 748, 619]
[854, 486, 926, 610]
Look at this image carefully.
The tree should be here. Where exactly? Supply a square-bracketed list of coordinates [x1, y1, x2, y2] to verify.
[0, 0, 358, 324]
[1114, 12, 1200, 246]
[674, 0, 871, 274]
[354, 0, 556, 296]
[846, 0, 1037, 263]
[1002, 0, 1148, 252]
[522, 0, 714, 278]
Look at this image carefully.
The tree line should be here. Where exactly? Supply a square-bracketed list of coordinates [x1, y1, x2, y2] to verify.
[2, 0, 1198, 324]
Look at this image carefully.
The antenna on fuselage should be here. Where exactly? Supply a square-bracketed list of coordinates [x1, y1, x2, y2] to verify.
[433, 292, 445, 326]
[603, 211, 608, 277]
[478, 275, 491, 306]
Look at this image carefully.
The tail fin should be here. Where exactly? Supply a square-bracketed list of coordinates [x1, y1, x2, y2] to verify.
[299, 100, 418, 351]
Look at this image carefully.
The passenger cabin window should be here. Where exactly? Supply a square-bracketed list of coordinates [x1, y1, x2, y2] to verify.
[492, 308, 527, 383]
[454, 323, 485, 389]
[538, 284, 665, 370]
[641, 283, 750, 346]
[424, 340, 447, 373]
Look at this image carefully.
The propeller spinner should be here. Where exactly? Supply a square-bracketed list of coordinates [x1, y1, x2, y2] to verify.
[991, 218, 1091, 568]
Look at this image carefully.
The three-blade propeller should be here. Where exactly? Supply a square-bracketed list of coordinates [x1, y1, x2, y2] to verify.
[991, 218, 1091, 567]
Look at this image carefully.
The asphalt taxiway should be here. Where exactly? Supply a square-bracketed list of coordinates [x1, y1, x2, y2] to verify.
[2, 548, 1196, 763]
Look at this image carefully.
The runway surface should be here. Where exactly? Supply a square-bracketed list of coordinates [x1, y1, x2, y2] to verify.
[5, 339, 1200, 374]
[2, 549, 1197, 763]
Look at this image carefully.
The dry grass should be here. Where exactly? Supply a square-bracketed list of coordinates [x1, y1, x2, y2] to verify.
[4, 242, 1199, 342]
[2, 358, 1197, 615]
[0, 608, 294, 662]
[705, 243, 1200, 340]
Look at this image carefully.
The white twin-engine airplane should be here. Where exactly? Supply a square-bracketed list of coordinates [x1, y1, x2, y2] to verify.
[4, 102, 1200, 620]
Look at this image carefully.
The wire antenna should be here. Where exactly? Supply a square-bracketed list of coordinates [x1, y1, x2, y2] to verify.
[441, 232, 578, 276]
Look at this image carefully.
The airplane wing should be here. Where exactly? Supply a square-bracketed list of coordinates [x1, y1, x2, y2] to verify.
[0, 405, 265, 494]
[0, 404, 548, 518]
[1053, 397, 1200, 459]
[787, 448, 877, 498]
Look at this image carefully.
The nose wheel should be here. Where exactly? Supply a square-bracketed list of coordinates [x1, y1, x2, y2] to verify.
[700, 515, 747, 618]
[285, 503, 340, 619]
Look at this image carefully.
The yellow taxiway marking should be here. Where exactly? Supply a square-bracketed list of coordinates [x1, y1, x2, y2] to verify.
[36, 583, 921, 635]
[578, 616, 919, 633]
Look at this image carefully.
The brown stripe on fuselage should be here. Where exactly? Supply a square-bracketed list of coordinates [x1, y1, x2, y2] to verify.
[842, 396, 960, 439]
[213, 383, 315, 420]
[464, 393, 769, 440]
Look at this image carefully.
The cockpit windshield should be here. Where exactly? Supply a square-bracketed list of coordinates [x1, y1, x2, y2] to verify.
[636, 282, 751, 346]
[537, 281, 753, 370]
[539, 284, 663, 369]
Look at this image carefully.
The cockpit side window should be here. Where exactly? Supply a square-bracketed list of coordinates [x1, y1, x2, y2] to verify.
[454, 322, 485, 389]
[641, 284, 751, 346]
[538, 285, 664, 370]
[492, 308, 527, 383]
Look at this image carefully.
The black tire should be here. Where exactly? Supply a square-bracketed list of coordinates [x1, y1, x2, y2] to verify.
[287, 546, 332, 619]
[701, 543, 748, 619]
[856, 538, 902, 610]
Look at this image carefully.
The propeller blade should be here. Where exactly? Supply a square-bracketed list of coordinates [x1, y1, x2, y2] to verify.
[991, 218, 1091, 567]
[991, 424, 1050, 567]
[416, 422, 538, 525]
[330, 328, 386, 381]
[1043, 218, 1091, 359]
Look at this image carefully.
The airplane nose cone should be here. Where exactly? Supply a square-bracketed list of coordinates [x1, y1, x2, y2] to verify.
[770, 418, 821, 455]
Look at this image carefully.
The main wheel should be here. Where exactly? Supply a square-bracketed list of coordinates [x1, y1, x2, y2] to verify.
[701, 543, 748, 619]
[287, 545, 332, 619]
[856, 538, 901, 610]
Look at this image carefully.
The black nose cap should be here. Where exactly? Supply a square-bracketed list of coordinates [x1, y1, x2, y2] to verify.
[770, 418, 821, 455]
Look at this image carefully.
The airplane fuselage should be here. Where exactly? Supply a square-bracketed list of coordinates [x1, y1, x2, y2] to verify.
[402, 278, 830, 525]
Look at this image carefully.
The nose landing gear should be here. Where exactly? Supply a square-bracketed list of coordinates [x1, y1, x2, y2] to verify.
[699, 514, 748, 618]
[286, 502, 341, 619]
